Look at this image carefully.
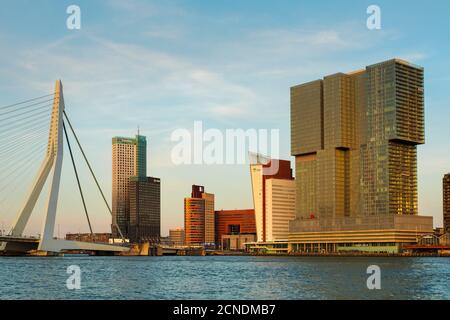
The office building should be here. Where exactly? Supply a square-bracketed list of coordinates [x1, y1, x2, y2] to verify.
[250, 157, 296, 242]
[444, 173, 450, 233]
[128, 176, 161, 243]
[215, 209, 256, 248]
[289, 59, 433, 253]
[184, 185, 215, 247]
[112, 135, 147, 238]
[169, 227, 185, 246]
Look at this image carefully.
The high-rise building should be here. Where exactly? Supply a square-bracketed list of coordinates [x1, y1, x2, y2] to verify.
[289, 59, 433, 254]
[250, 158, 296, 242]
[128, 176, 161, 243]
[112, 135, 147, 238]
[169, 227, 185, 246]
[444, 174, 450, 233]
[184, 185, 215, 247]
[215, 209, 256, 247]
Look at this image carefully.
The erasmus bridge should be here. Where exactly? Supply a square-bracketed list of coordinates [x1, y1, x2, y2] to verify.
[0, 81, 129, 255]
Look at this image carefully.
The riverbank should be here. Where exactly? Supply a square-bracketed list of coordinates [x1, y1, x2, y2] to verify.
[209, 251, 450, 258]
[1, 251, 449, 257]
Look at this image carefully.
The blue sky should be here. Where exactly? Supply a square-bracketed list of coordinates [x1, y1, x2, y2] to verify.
[0, 0, 449, 236]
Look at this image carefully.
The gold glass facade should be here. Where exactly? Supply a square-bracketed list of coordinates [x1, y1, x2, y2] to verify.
[290, 80, 323, 156]
[291, 59, 425, 223]
[291, 72, 364, 220]
[362, 60, 424, 216]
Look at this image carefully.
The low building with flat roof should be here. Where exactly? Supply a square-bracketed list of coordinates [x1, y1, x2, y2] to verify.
[169, 227, 185, 246]
[222, 234, 256, 251]
[288, 215, 433, 254]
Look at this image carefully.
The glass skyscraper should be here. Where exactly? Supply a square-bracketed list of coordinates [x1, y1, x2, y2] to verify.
[291, 59, 424, 220]
[289, 59, 432, 253]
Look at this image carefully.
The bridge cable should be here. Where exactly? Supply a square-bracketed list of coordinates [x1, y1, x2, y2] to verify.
[0, 161, 44, 218]
[63, 121, 94, 238]
[0, 112, 52, 138]
[1, 123, 49, 140]
[0, 98, 54, 117]
[0, 144, 47, 205]
[0, 143, 47, 194]
[0, 128, 48, 155]
[0, 154, 47, 216]
[63, 110, 126, 242]
[0, 113, 51, 139]
[0, 93, 54, 111]
[0, 102, 54, 123]
[0, 108, 52, 129]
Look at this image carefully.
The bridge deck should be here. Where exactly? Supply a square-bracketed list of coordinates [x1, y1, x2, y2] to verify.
[0, 236, 39, 243]
[0, 237, 129, 253]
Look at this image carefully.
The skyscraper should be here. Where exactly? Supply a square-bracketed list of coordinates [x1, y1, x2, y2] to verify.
[128, 176, 161, 243]
[444, 174, 450, 233]
[289, 59, 433, 253]
[112, 135, 147, 238]
[184, 185, 215, 247]
[250, 157, 296, 242]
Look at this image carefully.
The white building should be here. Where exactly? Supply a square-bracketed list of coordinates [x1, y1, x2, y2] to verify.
[250, 158, 296, 242]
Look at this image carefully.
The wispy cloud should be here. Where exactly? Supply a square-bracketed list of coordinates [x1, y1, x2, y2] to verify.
[4, 33, 260, 132]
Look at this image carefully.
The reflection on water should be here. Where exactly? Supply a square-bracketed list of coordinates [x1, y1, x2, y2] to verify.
[0, 256, 448, 300]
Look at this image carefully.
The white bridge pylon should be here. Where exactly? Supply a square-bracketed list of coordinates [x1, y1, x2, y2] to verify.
[2, 80, 128, 253]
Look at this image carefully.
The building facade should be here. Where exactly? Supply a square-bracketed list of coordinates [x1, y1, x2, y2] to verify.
[112, 135, 147, 238]
[169, 227, 185, 246]
[128, 176, 161, 243]
[222, 234, 256, 251]
[184, 185, 215, 247]
[444, 173, 450, 233]
[215, 209, 256, 247]
[289, 59, 432, 253]
[250, 158, 296, 242]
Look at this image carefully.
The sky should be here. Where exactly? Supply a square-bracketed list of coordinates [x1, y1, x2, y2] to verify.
[0, 0, 449, 237]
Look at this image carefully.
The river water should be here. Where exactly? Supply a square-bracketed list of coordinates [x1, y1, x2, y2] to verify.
[0, 256, 448, 300]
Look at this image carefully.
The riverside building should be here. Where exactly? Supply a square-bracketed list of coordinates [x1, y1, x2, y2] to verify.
[287, 59, 433, 254]
[250, 157, 296, 243]
[184, 185, 215, 247]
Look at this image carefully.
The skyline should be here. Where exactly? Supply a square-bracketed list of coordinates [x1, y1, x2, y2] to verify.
[0, 1, 450, 237]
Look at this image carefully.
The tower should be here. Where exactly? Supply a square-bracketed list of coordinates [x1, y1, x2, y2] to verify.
[111, 135, 147, 238]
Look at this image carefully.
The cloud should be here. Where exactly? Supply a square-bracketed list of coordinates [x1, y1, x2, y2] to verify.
[107, 0, 187, 26]
[142, 28, 183, 40]
[249, 29, 356, 51]
[4, 33, 260, 130]
[396, 52, 427, 63]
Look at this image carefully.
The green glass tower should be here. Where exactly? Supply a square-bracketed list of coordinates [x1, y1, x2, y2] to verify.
[135, 135, 147, 178]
